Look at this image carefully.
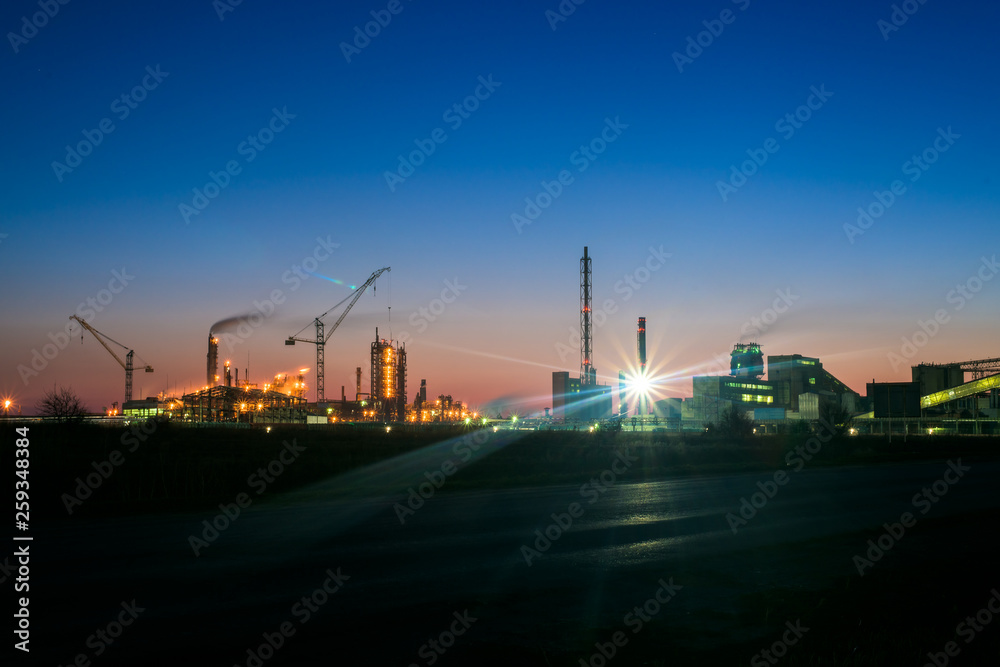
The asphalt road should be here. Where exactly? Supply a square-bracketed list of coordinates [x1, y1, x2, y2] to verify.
[26, 456, 1000, 666]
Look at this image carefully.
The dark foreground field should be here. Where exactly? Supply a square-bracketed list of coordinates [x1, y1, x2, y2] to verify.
[6, 423, 1000, 665]
[16, 421, 1000, 519]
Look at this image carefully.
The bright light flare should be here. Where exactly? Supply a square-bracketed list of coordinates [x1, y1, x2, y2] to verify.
[307, 272, 357, 290]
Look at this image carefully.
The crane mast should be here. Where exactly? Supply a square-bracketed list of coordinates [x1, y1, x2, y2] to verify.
[69, 316, 153, 404]
[286, 267, 390, 402]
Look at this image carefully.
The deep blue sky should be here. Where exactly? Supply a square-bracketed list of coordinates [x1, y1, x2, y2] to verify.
[2, 0, 998, 413]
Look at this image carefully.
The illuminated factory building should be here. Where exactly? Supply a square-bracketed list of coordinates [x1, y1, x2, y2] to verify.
[684, 344, 859, 424]
[370, 328, 407, 422]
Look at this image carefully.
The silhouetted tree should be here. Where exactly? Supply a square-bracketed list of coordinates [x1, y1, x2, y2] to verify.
[820, 400, 853, 437]
[716, 405, 755, 440]
[36, 386, 88, 422]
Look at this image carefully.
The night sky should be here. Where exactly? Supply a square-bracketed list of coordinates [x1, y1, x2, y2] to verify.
[2, 0, 998, 414]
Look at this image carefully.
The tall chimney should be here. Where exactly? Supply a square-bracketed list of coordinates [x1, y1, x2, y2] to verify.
[637, 317, 647, 415]
[207, 334, 219, 387]
[637, 317, 647, 374]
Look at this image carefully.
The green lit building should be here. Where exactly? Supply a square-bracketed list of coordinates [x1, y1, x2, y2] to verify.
[685, 348, 859, 425]
[768, 354, 858, 413]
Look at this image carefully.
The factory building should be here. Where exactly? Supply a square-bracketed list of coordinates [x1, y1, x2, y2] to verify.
[768, 354, 858, 413]
[553, 371, 612, 421]
[856, 358, 1000, 434]
[683, 374, 777, 424]
[370, 328, 407, 422]
[552, 371, 580, 419]
[410, 393, 472, 423]
[180, 385, 308, 423]
[731, 343, 764, 379]
[683, 344, 859, 425]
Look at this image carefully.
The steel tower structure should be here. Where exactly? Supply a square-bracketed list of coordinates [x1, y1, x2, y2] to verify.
[580, 246, 595, 386]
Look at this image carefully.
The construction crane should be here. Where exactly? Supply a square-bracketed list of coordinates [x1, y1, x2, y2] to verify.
[69, 316, 153, 404]
[286, 267, 390, 402]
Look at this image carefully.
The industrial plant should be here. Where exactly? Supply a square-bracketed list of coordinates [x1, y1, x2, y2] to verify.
[36, 249, 999, 436]
[102, 265, 475, 426]
[548, 246, 1000, 435]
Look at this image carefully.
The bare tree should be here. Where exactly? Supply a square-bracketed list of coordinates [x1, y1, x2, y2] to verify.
[820, 400, 854, 437]
[36, 386, 88, 422]
[708, 404, 755, 441]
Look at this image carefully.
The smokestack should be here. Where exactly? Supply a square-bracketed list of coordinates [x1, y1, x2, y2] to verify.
[637, 317, 647, 373]
[224, 360, 232, 387]
[356, 367, 362, 402]
[637, 317, 647, 416]
[207, 334, 219, 387]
